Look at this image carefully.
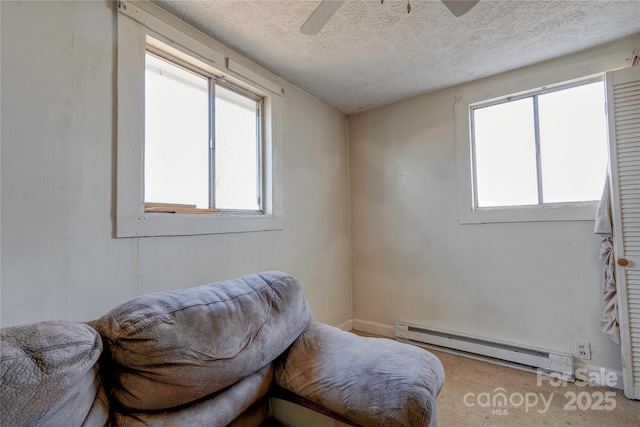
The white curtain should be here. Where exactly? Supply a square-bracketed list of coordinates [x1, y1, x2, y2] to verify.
[594, 175, 621, 344]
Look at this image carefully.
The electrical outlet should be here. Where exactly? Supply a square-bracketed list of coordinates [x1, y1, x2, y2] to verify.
[576, 341, 591, 360]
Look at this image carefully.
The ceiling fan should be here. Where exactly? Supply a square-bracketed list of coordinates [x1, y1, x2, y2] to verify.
[301, 0, 479, 35]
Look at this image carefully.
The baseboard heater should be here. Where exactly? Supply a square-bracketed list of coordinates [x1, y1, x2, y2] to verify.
[395, 322, 574, 381]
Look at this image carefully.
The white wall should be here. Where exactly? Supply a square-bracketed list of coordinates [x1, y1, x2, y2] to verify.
[3, 0, 635, 377]
[348, 35, 640, 373]
[0, 1, 351, 327]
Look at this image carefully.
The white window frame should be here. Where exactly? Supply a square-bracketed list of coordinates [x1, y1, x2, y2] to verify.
[455, 74, 605, 224]
[116, 0, 284, 237]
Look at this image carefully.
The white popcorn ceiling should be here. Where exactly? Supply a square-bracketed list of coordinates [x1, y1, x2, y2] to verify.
[153, 0, 640, 115]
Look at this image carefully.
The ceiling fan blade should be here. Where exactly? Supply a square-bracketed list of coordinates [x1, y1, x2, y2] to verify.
[441, 0, 479, 17]
[301, 0, 345, 35]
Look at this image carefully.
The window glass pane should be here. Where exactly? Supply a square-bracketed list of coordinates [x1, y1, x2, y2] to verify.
[473, 98, 538, 207]
[538, 82, 607, 203]
[145, 53, 209, 208]
[215, 85, 260, 210]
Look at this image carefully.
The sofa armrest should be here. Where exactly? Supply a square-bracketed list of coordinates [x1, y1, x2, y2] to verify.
[275, 322, 445, 427]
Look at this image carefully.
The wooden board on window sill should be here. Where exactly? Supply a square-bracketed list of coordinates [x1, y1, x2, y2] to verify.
[144, 203, 219, 214]
[144, 207, 221, 214]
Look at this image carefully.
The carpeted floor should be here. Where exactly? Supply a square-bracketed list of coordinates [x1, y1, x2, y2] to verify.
[428, 348, 639, 426]
[354, 331, 640, 426]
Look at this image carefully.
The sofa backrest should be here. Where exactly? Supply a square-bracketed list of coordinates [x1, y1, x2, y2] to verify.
[93, 271, 312, 411]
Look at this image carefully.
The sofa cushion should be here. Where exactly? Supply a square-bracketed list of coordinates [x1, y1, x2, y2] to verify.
[275, 322, 445, 427]
[94, 271, 312, 411]
[112, 363, 273, 427]
[0, 321, 108, 427]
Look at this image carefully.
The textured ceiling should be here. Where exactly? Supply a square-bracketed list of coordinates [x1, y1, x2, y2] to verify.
[154, 0, 640, 115]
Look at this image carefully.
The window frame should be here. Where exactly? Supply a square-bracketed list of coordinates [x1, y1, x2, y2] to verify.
[116, 0, 284, 237]
[455, 74, 606, 224]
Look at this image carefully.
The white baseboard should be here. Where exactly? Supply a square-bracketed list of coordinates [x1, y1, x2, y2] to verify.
[352, 319, 395, 338]
[336, 319, 353, 331]
[573, 361, 624, 390]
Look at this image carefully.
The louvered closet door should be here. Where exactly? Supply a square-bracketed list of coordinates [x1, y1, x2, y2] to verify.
[606, 65, 640, 400]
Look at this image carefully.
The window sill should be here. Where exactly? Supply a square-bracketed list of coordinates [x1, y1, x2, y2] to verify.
[116, 212, 283, 238]
[458, 202, 598, 224]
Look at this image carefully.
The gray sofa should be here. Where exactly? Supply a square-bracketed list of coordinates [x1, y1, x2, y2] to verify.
[1, 271, 445, 426]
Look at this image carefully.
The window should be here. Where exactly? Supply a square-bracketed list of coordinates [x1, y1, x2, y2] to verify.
[144, 51, 262, 213]
[472, 80, 607, 208]
[456, 76, 608, 223]
[116, 0, 283, 237]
